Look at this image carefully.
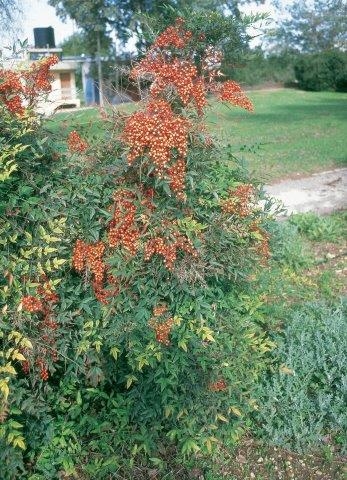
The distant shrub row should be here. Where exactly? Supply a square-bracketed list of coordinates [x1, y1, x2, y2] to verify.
[294, 50, 347, 92]
[228, 49, 347, 92]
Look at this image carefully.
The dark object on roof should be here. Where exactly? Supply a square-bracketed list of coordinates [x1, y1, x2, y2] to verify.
[34, 27, 55, 48]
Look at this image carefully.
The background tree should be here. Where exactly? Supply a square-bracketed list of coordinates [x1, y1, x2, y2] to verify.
[271, 0, 347, 53]
[49, 0, 267, 52]
[0, 0, 22, 47]
[0, 0, 20, 27]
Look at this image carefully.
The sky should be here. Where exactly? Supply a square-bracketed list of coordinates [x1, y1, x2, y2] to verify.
[21, 0, 76, 46]
[3, 0, 289, 50]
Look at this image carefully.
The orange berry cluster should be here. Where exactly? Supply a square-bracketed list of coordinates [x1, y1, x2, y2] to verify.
[132, 56, 207, 113]
[0, 70, 24, 115]
[1, 55, 58, 115]
[72, 239, 105, 279]
[221, 184, 255, 217]
[153, 303, 168, 317]
[21, 277, 60, 380]
[149, 304, 174, 346]
[23, 55, 59, 100]
[68, 130, 89, 153]
[36, 358, 49, 381]
[123, 100, 190, 197]
[217, 80, 253, 112]
[108, 189, 140, 255]
[208, 379, 227, 392]
[22, 295, 44, 312]
[144, 232, 197, 270]
[167, 158, 186, 200]
[131, 18, 208, 113]
[153, 18, 192, 49]
[72, 239, 120, 303]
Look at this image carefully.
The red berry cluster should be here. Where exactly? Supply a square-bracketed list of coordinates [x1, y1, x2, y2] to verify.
[23, 55, 59, 104]
[72, 240, 105, 279]
[132, 18, 208, 114]
[216, 80, 253, 112]
[36, 358, 49, 381]
[123, 100, 190, 198]
[149, 304, 174, 346]
[0, 55, 59, 115]
[208, 379, 227, 392]
[67, 130, 89, 153]
[167, 158, 186, 200]
[144, 231, 197, 270]
[221, 184, 255, 217]
[37, 280, 59, 304]
[22, 295, 44, 312]
[153, 304, 168, 317]
[132, 56, 207, 113]
[155, 318, 175, 346]
[108, 189, 140, 255]
[22, 360, 30, 374]
[153, 18, 192, 49]
[72, 239, 120, 303]
[0, 70, 24, 115]
[123, 100, 189, 171]
[72, 187, 158, 303]
[93, 272, 119, 304]
[20, 278, 60, 380]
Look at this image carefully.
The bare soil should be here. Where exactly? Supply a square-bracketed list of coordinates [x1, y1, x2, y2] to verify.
[265, 168, 347, 216]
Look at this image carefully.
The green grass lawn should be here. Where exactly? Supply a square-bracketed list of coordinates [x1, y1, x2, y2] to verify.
[48, 88, 347, 182]
[207, 88, 347, 181]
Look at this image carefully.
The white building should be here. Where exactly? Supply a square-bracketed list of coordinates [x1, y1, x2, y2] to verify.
[27, 47, 81, 115]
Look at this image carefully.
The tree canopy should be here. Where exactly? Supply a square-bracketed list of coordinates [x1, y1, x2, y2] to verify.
[48, 0, 266, 53]
[272, 0, 347, 53]
[0, 0, 21, 42]
[0, 0, 19, 25]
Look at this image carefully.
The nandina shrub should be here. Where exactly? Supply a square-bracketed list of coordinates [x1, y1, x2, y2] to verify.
[0, 54, 59, 181]
[1, 15, 275, 479]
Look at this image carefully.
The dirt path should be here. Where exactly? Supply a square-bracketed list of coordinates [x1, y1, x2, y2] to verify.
[265, 168, 347, 216]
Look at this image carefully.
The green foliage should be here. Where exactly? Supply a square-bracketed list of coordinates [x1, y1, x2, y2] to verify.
[0, 109, 29, 181]
[1, 132, 275, 477]
[271, 0, 347, 53]
[294, 50, 347, 91]
[49, 0, 266, 51]
[0, 108, 53, 182]
[227, 48, 296, 86]
[0, 17, 276, 479]
[289, 211, 347, 242]
[268, 220, 313, 271]
[142, 7, 267, 64]
[254, 301, 347, 452]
